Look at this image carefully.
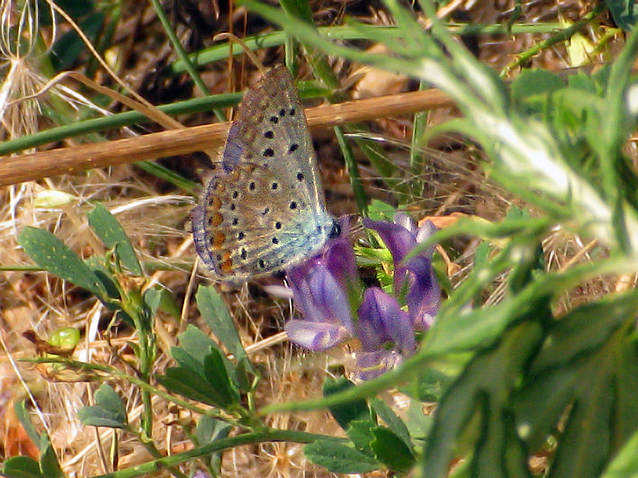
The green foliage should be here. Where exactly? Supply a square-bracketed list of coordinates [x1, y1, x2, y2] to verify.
[157, 326, 241, 410]
[323, 376, 373, 429]
[78, 384, 128, 429]
[1, 434, 64, 478]
[11, 1, 638, 478]
[304, 439, 379, 473]
[87, 203, 143, 276]
[604, 0, 638, 31]
[17, 226, 107, 297]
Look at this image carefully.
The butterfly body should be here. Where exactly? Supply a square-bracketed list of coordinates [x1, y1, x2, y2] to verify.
[192, 66, 337, 281]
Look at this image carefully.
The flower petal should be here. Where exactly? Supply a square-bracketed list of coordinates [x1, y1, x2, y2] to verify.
[352, 350, 404, 381]
[324, 237, 359, 290]
[364, 218, 416, 263]
[285, 320, 349, 351]
[357, 287, 416, 354]
[308, 265, 354, 332]
[403, 257, 440, 330]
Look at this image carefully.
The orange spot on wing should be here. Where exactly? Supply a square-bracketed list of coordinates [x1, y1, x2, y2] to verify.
[211, 212, 223, 227]
[220, 252, 233, 272]
[213, 232, 226, 248]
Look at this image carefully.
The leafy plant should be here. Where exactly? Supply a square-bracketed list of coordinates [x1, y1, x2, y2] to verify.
[5, 1, 638, 477]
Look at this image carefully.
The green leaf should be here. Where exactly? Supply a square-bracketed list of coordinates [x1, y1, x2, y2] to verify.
[406, 400, 434, 441]
[513, 293, 638, 477]
[170, 345, 206, 377]
[422, 321, 544, 478]
[604, 0, 638, 31]
[195, 416, 232, 473]
[615, 338, 638, 444]
[547, 352, 615, 478]
[1, 456, 43, 478]
[370, 426, 415, 474]
[323, 376, 372, 431]
[196, 415, 232, 444]
[144, 286, 181, 320]
[82, 256, 121, 302]
[14, 400, 41, 448]
[78, 384, 128, 429]
[235, 355, 257, 393]
[39, 434, 64, 478]
[513, 364, 579, 450]
[346, 419, 376, 457]
[203, 347, 240, 407]
[530, 292, 638, 372]
[177, 325, 223, 365]
[157, 366, 233, 409]
[173, 326, 237, 383]
[87, 203, 142, 276]
[405, 365, 454, 402]
[18, 227, 103, 296]
[511, 69, 565, 107]
[50, 11, 105, 71]
[304, 439, 379, 474]
[371, 398, 413, 453]
[196, 285, 247, 361]
[600, 426, 638, 478]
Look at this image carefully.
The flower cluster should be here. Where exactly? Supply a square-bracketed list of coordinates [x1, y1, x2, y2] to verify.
[284, 213, 440, 380]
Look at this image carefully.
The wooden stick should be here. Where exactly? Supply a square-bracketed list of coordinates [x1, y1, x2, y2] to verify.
[0, 88, 452, 187]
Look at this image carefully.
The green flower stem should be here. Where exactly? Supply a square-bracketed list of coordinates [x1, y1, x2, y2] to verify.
[91, 430, 343, 478]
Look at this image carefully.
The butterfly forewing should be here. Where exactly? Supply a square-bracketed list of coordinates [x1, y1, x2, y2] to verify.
[192, 66, 336, 281]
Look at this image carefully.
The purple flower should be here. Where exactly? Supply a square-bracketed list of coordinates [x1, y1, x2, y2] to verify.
[356, 288, 416, 355]
[364, 213, 440, 330]
[284, 236, 357, 352]
[284, 214, 441, 380]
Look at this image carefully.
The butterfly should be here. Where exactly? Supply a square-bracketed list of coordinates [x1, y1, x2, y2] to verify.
[191, 66, 339, 281]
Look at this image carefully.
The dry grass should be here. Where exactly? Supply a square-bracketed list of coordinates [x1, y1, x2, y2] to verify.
[0, 0, 622, 476]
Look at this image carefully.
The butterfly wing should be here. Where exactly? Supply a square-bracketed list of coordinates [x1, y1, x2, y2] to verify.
[192, 66, 336, 281]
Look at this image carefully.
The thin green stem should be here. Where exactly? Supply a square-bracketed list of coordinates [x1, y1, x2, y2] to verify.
[500, 3, 606, 77]
[92, 430, 344, 478]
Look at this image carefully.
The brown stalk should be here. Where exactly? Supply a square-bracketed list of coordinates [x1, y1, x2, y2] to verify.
[0, 88, 451, 187]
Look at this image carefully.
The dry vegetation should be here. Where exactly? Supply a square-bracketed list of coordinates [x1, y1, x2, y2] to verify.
[0, 0, 623, 476]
